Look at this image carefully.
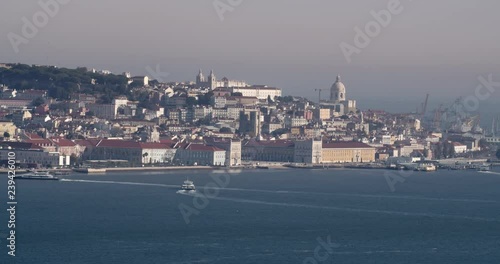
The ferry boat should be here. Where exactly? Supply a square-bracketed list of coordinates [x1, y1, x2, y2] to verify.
[15, 171, 59, 181]
[415, 163, 437, 172]
[478, 164, 492, 171]
[180, 179, 196, 192]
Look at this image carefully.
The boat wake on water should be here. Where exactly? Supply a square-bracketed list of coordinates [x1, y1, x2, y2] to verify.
[206, 196, 500, 223]
[60, 179, 500, 204]
[60, 179, 179, 188]
[60, 179, 500, 222]
[478, 171, 500, 176]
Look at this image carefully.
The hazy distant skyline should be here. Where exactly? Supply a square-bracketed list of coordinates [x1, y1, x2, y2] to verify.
[1, 0, 499, 110]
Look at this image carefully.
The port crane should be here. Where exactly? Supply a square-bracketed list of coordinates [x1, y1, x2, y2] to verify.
[421, 93, 429, 118]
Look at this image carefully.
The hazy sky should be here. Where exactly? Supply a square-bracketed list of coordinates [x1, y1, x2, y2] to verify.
[1, 0, 499, 111]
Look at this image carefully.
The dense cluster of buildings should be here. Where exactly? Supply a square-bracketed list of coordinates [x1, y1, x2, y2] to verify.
[0, 67, 498, 169]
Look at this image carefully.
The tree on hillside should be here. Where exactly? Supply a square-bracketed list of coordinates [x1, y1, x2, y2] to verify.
[219, 127, 232, 133]
[198, 91, 214, 106]
[186, 97, 197, 107]
[276, 96, 294, 103]
[267, 95, 273, 104]
[271, 128, 288, 138]
[0, 64, 129, 101]
[443, 141, 456, 158]
[129, 81, 144, 88]
[31, 97, 45, 107]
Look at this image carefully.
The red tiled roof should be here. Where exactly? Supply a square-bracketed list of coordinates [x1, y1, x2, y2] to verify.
[138, 142, 172, 149]
[24, 132, 42, 139]
[185, 143, 224, 152]
[159, 139, 178, 148]
[96, 140, 140, 148]
[25, 139, 53, 146]
[173, 142, 189, 149]
[74, 139, 101, 148]
[322, 142, 373, 149]
[160, 139, 177, 144]
[50, 138, 77, 147]
[93, 139, 172, 149]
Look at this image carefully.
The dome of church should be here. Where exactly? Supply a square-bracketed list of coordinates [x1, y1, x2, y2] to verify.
[330, 75, 346, 102]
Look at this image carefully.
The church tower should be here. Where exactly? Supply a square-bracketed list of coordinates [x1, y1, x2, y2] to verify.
[196, 69, 205, 86]
[208, 70, 217, 89]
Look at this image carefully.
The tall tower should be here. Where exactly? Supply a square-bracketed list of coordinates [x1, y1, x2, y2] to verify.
[208, 70, 217, 89]
[196, 69, 205, 87]
[330, 75, 346, 102]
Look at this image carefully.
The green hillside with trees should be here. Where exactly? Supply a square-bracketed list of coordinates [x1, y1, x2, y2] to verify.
[0, 64, 129, 103]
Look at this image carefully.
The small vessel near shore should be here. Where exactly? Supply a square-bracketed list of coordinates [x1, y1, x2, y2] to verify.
[15, 171, 59, 181]
[414, 163, 437, 172]
[180, 178, 196, 192]
[478, 164, 492, 171]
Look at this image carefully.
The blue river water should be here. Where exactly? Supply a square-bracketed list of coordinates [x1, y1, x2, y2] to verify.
[1, 167, 500, 263]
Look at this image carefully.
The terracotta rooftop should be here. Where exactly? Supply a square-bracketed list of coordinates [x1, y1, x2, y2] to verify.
[138, 142, 172, 149]
[95, 139, 172, 149]
[24, 132, 42, 139]
[185, 143, 224, 152]
[50, 138, 77, 147]
[322, 142, 373, 149]
[25, 139, 53, 146]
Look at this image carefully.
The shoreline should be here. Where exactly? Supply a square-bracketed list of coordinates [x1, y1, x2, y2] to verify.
[1, 161, 496, 174]
[77, 166, 216, 173]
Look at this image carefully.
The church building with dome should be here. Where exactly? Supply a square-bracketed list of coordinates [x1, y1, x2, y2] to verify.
[330, 75, 347, 102]
[323, 75, 357, 115]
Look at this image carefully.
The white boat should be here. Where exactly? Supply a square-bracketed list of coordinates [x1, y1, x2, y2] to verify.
[478, 164, 492, 171]
[15, 171, 59, 181]
[180, 179, 196, 192]
[415, 163, 437, 172]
